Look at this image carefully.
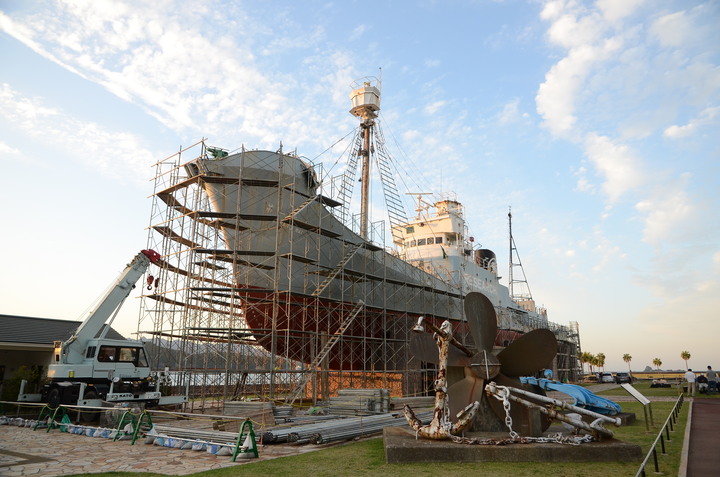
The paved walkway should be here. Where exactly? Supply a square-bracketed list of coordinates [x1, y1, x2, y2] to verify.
[0, 421, 323, 476]
[685, 399, 720, 477]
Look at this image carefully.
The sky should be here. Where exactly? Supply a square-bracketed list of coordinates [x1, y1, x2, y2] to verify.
[1, 0, 718, 374]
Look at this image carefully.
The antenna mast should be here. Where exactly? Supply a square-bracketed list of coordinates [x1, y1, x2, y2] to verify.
[349, 79, 381, 239]
[508, 208, 533, 302]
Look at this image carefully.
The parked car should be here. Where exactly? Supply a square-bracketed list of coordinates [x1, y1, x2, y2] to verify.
[615, 372, 633, 384]
[600, 372, 615, 383]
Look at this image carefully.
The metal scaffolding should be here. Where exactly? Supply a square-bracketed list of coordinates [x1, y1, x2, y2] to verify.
[138, 140, 439, 410]
[137, 138, 581, 411]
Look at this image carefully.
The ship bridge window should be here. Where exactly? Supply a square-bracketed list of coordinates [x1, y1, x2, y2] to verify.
[417, 238, 427, 246]
[427, 237, 434, 244]
[406, 226, 415, 233]
[410, 240, 416, 247]
[435, 237, 442, 244]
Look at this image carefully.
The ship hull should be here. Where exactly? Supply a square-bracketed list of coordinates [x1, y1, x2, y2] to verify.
[189, 150, 556, 370]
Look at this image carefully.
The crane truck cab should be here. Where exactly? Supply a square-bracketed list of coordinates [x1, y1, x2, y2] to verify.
[18, 250, 187, 412]
[43, 338, 162, 409]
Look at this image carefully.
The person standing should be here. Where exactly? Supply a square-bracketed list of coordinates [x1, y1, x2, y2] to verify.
[707, 366, 718, 394]
[685, 368, 697, 397]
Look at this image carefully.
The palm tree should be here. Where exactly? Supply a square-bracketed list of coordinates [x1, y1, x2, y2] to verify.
[580, 352, 594, 375]
[681, 350, 691, 369]
[596, 353, 606, 371]
[591, 355, 600, 374]
[653, 358, 662, 370]
[623, 354, 632, 375]
[578, 353, 586, 374]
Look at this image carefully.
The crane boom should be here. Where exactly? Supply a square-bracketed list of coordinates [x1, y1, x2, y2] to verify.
[61, 249, 160, 365]
[15, 249, 188, 414]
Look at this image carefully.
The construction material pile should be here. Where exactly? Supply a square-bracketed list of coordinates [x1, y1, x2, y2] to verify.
[326, 388, 391, 415]
[262, 410, 433, 445]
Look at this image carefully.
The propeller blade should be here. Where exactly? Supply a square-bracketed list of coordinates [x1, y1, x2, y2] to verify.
[409, 333, 473, 367]
[447, 366, 485, 419]
[463, 292, 497, 352]
[497, 328, 557, 377]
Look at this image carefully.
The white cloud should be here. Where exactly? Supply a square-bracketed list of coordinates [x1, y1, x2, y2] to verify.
[498, 98, 529, 124]
[349, 24, 367, 41]
[424, 59, 441, 68]
[424, 100, 447, 115]
[583, 133, 644, 204]
[650, 10, 693, 48]
[664, 106, 720, 139]
[547, 12, 604, 49]
[634, 174, 696, 246]
[539, 0, 567, 21]
[536, 1, 624, 138]
[597, 0, 646, 24]
[0, 83, 154, 183]
[0, 140, 21, 157]
[573, 166, 595, 193]
[0, 2, 355, 151]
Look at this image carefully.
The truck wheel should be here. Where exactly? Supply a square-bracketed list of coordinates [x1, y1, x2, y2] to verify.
[79, 390, 100, 423]
[47, 387, 61, 409]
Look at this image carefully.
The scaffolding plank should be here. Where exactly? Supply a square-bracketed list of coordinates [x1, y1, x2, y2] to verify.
[153, 174, 279, 198]
[203, 176, 279, 187]
[279, 253, 316, 264]
[153, 225, 200, 248]
[288, 220, 343, 238]
[196, 249, 275, 256]
[157, 192, 194, 214]
[208, 254, 275, 270]
[318, 194, 342, 208]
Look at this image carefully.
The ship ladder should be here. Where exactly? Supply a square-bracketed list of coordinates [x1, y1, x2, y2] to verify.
[281, 195, 320, 223]
[312, 242, 362, 296]
[285, 300, 365, 406]
[373, 126, 408, 245]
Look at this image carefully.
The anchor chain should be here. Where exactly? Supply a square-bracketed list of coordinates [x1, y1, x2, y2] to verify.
[449, 433, 594, 446]
[497, 385, 519, 439]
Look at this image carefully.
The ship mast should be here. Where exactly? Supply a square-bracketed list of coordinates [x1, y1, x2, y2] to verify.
[349, 78, 381, 239]
[508, 207, 533, 302]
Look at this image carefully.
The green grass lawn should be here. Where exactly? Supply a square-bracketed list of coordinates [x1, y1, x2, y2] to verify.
[595, 379, 720, 399]
[65, 398, 688, 477]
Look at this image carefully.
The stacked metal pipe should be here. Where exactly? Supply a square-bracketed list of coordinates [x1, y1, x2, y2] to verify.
[154, 424, 254, 443]
[263, 410, 433, 445]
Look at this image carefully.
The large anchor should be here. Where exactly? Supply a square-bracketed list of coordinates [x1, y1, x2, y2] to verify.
[403, 319, 479, 439]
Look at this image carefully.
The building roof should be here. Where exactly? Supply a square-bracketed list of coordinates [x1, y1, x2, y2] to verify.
[0, 315, 126, 346]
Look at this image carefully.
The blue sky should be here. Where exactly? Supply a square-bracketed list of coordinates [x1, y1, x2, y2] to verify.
[1, 0, 718, 373]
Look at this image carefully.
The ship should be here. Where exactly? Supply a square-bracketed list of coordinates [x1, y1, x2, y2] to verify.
[176, 77, 579, 379]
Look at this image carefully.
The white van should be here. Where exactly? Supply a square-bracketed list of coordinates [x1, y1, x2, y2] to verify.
[600, 372, 614, 383]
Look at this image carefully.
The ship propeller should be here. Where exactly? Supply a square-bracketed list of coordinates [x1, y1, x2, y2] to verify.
[411, 291, 558, 434]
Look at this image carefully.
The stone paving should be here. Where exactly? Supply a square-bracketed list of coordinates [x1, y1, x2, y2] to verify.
[0, 422, 322, 477]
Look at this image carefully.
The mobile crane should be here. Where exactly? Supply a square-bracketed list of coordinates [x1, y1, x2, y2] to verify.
[18, 250, 187, 410]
